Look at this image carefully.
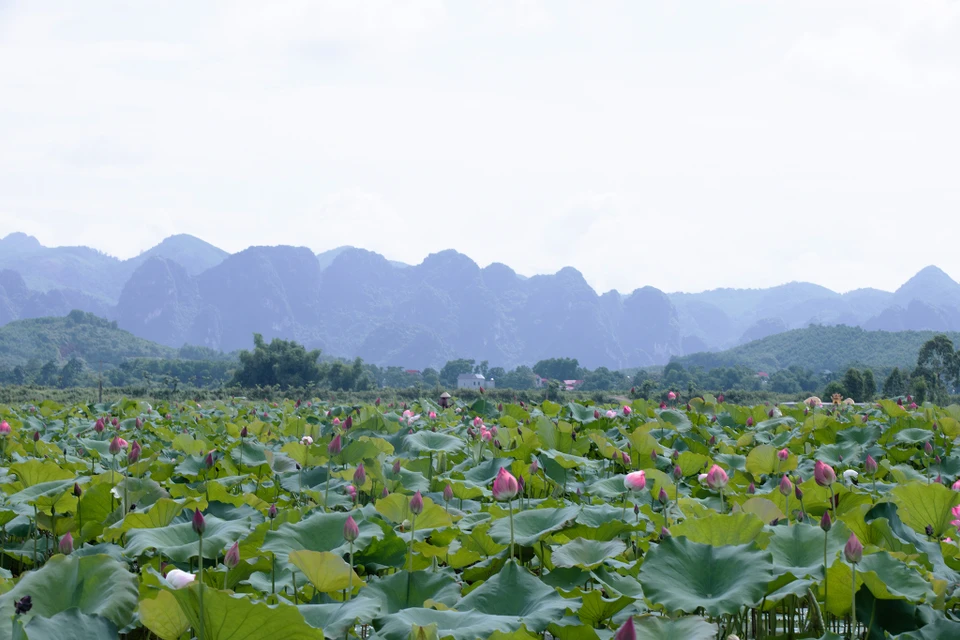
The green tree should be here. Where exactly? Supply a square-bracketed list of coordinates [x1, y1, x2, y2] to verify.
[499, 365, 536, 389]
[883, 367, 906, 397]
[440, 359, 476, 387]
[823, 380, 846, 399]
[533, 357, 581, 381]
[231, 333, 322, 389]
[421, 367, 440, 387]
[38, 360, 59, 386]
[861, 369, 876, 401]
[59, 357, 85, 388]
[916, 335, 958, 400]
[842, 368, 865, 402]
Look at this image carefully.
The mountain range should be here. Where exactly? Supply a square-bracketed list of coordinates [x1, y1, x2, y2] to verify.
[2, 232, 960, 370]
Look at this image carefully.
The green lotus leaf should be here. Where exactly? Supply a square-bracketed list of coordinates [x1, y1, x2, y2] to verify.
[298, 597, 382, 638]
[746, 444, 798, 477]
[737, 497, 785, 523]
[9, 459, 74, 486]
[551, 538, 625, 570]
[405, 431, 464, 454]
[124, 512, 255, 562]
[374, 608, 518, 640]
[892, 481, 960, 537]
[169, 583, 323, 640]
[456, 560, 573, 632]
[21, 609, 118, 640]
[289, 550, 365, 593]
[639, 537, 774, 616]
[139, 590, 191, 640]
[590, 566, 644, 599]
[859, 551, 935, 602]
[262, 508, 382, 564]
[375, 492, 452, 530]
[634, 615, 717, 640]
[489, 506, 580, 546]
[577, 590, 632, 627]
[765, 520, 850, 578]
[0, 554, 138, 638]
[362, 569, 461, 614]
[670, 513, 764, 546]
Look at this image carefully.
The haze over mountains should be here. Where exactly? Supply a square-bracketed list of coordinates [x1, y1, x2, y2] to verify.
[1, 232, 959, 370]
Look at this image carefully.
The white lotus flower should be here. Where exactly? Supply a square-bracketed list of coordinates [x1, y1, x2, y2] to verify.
[166, 569, 196, 589]
[301, 435, 314, 446]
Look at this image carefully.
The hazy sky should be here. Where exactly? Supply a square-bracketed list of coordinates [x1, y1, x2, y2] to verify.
[2, 1, 959, 295]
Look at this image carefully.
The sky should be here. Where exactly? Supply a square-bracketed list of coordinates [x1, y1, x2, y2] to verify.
[1, 0, 959, 295]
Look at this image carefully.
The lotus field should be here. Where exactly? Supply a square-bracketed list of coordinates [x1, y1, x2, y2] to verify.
[2, 396, 960, 639]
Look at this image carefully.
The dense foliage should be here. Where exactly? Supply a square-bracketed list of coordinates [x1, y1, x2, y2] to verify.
[1, 395, 960, 639]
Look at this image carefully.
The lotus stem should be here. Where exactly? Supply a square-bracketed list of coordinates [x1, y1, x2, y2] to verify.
[508, 500, 515, 562]
[823, 532, 829, 608]
[347, 541, 354, 602]
[198, 533, 205, 640]
[324, 461, 331, 511]
[850, 565, 857, 639]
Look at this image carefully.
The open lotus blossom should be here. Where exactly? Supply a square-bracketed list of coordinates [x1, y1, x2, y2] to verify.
[951, 505, 960, 529]
[705, 465, 728, 490]
[844, 532, 863, 564]
[605, 410, 617, 418]
[667, 391, 676, 401]
[814, 460, 836, 487]
[166, 569, 196, 589]
[492, 467, 519, 501]
[300, 435, 313, 446]
[624, 470, 647, 492]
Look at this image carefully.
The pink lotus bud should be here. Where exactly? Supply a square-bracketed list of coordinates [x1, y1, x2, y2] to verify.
[73, 482, 83, 497]
[613, 615, 636, 640]
[897, 397, 903, 406]
[492, 468, 519, 501]
[109, 437, 122, 456]
[660, 526, 670, 539]
[621, 452, 632, 466]
[443, 483, 454, 502]
[353, 463, 366, 486]
[392, 459, 402, 474]
[779, 475, 793, 496]
[481, 429, 493, 442]
[59, 531, 74, 555]
[844, 532, 863, 564]
[864, 455, 878, 474]
[795, 485, 803, 500]
[685, 403, 691, 412]
[529, 459, 539, 474]
[333, 417, 341, 427]
[768, 408, 775, 418]
[907, 395, 913, 403]
[128, 441, 141, 464]
[192, 510, 206, 536]
[328, 434, 342, 455]
[814, 460, 836, 487]
[924, 441, 934, 455]
[673, 465, 682, 481]
[705, 465, 729, 490]
[623, 406, 632, 415]
[479, 386, 485, 394]
[658, 487, 668, 504]
[708, 435, 717, 446]
[820, 512, 832, 532]
[375, 397, 381, 406]
[268, 503, 277, 519]
[667, 391, 676, 401]
[717, 393, 725, 403]
[344, 416, 353, 430]
[0, 421, 9, 435]
[777, 448, 789, 461]
[429, 411, 437, 419]
[624, 471, 647, 492]
[747, 482, 756, 494]
[346, 485, 357, 501]
[862, 414, 868, 423]
[659, 401, 667, 409]
[594, 410, 601, 420]
[935, 475, 943, 484]
[909, 402, 918, 410]
[33, 431, 40, 442]
[497, 403, 503, 412]
[166, 568, 195, 589]
[381, 486, 389, 498]
[952, 479, 960, 491]
[746, 417, 754, 427]
[343, 515, 360, 543]
[410, 491, 424, 515]
[205, 451, 215, 469]
[517, 475, 525, 493]
[650, 449, 658, 462]
[224, 541, 240, 568]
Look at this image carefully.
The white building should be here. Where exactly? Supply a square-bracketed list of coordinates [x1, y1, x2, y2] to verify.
[457, 373, 495, 389]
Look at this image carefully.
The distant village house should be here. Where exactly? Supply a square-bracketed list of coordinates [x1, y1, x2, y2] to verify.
[457, 373, 495, 389]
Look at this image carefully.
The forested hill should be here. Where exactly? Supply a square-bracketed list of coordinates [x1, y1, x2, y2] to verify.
[0, 310, 179, 368]
[671, 325, 960, 373]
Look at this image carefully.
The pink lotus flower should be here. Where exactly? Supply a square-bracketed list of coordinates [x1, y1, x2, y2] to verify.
[353, 463, 366, 486]
[613, 616, 636, 640]
[705, 465, 729, 490]
[473, 416, 484, 428]
[605, 410, 617, 418]
[0, 421, 10, 435]
[667, 391, 676, 401]
[952, 479, 960, 491]
[108, 437, 123, 456]
[623, 406, 632, 415]
[225, 541, 240, 568]
[301, 435, 314, 446]
[481, 428, 493, 442]
[128, 441, 141, 464]
[909, 402, 918, 410]
[192, 510, 205, 536]
[864, 455, 878, 474]
[951, 505, 960, 528]
[166, 569, 196, 589]
[346, 485, 357, 501]
[779, 475, 793, 496]
[624, 470, 647, 492]
[59, 531, 74, 555]
[443, 483, 454, 502]
[333, 417, 341, 427]
[410, 490, 424, 515]
[659, 401, 667, 409]
[328, 434, 342, 455]
[492, 467, 519, 501]
[343, 515, 360, 543]
[429, 411, 437, 419]
[746, 417, 754, 427]
[814, 460, 836, 487]
[621, 452, 631, 466]
[844, 532, 863, 564]
[777, 448, 789, 461]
